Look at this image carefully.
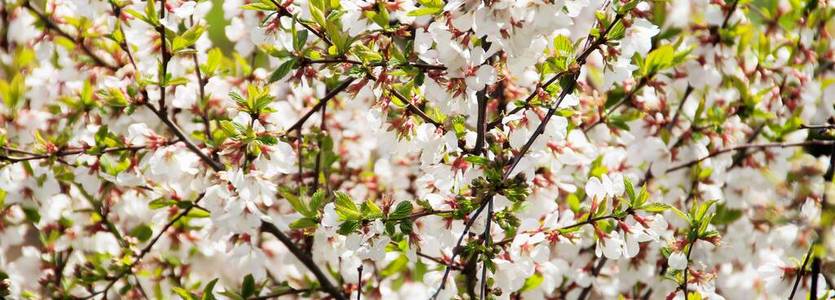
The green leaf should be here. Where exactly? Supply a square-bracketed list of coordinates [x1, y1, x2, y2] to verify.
[99, 155, 131, 175]
[399, 220, 413, 234]
[201, 278, 219, 300]
[589, 156, 608, 178]
[309, 3, 327, 28]
[711, 205, 742, 225]
[640, 203, 671, 213]
[149, 198, 177, 209]
[269, 58, 297, 83]
[607, 22, 626, 40]
[464, 155, 490, 166]
[624, 176, 636, 204]
[352, 44, 383, 63]
[294, 29, 309, 52]
[337, 219, 360, 235]
[309, 190, 326, 212]
[670, 206, 690, 222]
[218, 291, 244, 300]
[144, 0, 160, 26]
[553, 35, 574, 57]
[693, 199, 718, 223]
[617, 0, 641, 14]
[202, 48, 223, 76]
[186, 209, 211, 219]
[408, 6, 443, 16]
[172, 25, 206, 53]
[219, 120, 241, 136]
[408, 0, 444, 16]
[124, 9, 151, 26]
[636, 184, 649, 208]
[362, 199, 384, 219]
[241, 1, 276, 11]
[389, 201, 413, 220]
[520, 273, 544, 292]
[172, 287, 195, 300]
[381, 255, 409, 276]
[240, 274, 255, 299]
[22, 206, 40, 223]
[129, 224, 153, 242]
[164, 77, 190, 87]
[289, 217, 319, 230]
[641, 45, 676, 76]
[334, 191, 361, 220]
[280, 187, 313, 218]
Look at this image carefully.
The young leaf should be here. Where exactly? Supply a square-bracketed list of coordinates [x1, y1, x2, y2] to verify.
[289, 217, 319, 230]
[201, 278, 219, 300]
[129, 224, 153, 242]
[337, 219, 360, 235]
[269, 58, 298, 83]
[294, 30, 309, 52]
[309, 190, 326, 212]
[280, 188, 313, 218]
[334, 191, 361, 220]
[624, 176, 636, 204]
[389, 201, 413, 220]
[362, 199, 383, 219]
[240, 274, 255, 299]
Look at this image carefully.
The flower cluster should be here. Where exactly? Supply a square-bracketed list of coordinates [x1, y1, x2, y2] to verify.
[0, 0, 834, 299]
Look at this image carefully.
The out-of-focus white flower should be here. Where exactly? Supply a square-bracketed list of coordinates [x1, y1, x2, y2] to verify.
[668, 251, 688, 270]
[621, 18, 660, 57]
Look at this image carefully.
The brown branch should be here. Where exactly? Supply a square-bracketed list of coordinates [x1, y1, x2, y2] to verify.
[430, 198, 490, 299]
[286, 78, 356, 133]
[665, 140, 835, 173]
[485, 72, 567, 131]
[387, 87, 443, 128]
[0, 144, 164, 163]
[721, 0, 740, 29]
[81, 193, 206, 299]
[307, 58, 446, 70]
[433, 8, 628, 298]
[23, 1, 117, 70]
[577, 257, 608, 300]
[472, 88, 488, 155]
[248, 288, 313, 300]
[272, 2, 332, 46]
[189, 15, 212, 143]
[260, 222, 348, 300]
[583, 74, 650, 132]
[144, 102, 224, 172]
[801, 123, 835, 130]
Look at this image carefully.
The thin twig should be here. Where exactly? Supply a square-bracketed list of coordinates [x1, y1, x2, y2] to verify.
[23, 1, 117, 70]
[286, 78, 356, 133]
[0, 143, 170, 163]
[144, 102, 224, 171]
[387, 86, 444, 128]
[666, 140, 835, 173]
[789, 246, 813, 299]
[356, 264, 363, 300]
[81, 193, 206, 299]
[577, 257, 608, 300]
[479, 198, 494, 300]
[260, 222, 347, 300]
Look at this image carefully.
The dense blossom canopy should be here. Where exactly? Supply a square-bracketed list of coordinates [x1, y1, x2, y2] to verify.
[1, 0, 834, 299]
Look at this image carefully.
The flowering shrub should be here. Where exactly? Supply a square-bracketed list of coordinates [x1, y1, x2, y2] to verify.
[1, 0, 834, 299]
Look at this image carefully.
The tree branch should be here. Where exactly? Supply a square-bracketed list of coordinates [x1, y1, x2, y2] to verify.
[666, 140, 835, 173]
[260, 222, 347, 300]
[286, 78, 356, 133]
[23, 1, 117, 70]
